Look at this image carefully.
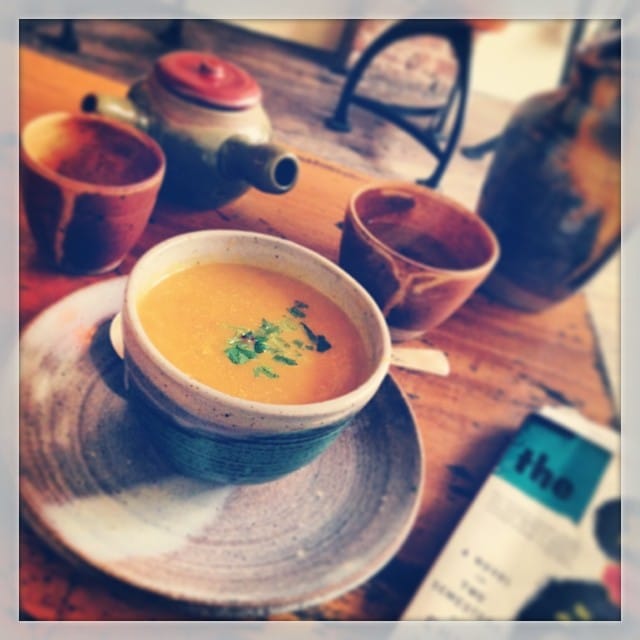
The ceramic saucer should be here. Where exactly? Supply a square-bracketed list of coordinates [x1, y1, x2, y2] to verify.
[19, 277, 424, 616]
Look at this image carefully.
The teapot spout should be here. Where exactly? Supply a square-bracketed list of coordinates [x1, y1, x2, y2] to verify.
[220, 136, 299, 195]
[81, 93, 148, 131]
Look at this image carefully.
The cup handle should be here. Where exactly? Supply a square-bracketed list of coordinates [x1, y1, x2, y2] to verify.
[109, 312, 124, 360]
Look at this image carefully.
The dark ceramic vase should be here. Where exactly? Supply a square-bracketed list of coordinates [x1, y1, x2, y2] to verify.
[477, 29, 621, 312]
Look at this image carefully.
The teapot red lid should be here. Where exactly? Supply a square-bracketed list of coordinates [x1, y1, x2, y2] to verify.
[154, 50, 262, 109]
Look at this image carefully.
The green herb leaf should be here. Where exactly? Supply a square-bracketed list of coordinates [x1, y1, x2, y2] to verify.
[301, 322, 332, 353]
[226, 347, 249, 364]
[227, 328, 248, 345]
[301, 322, 317, 343]
[259, 319, 280, 336]
[316, 335, 332, 352]
[288, 300, 309, 318]
[273, 354, 298, 366]
[254, 365, 279, 378]
[281, 317, 298, 331]
[225, 344, 258, 365]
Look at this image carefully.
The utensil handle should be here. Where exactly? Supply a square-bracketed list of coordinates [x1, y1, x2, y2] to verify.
[391, 347, 450, 376]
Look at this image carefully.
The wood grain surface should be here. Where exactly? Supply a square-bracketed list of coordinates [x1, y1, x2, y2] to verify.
[18, 47, 617, 621]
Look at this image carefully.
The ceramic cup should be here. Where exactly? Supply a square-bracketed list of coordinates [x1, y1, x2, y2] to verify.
[339, 182, 500, 341]
[121, 229, 392, 484]
[20, 111, 166, 274]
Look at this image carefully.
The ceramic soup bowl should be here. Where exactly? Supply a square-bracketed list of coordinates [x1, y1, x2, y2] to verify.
[121, 230, 391, 484]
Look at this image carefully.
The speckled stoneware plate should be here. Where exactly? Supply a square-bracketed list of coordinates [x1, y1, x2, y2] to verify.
[19, 277, 424, 616]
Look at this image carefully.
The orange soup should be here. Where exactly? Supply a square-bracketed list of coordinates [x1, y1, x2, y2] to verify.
[137, 262, 369, 404]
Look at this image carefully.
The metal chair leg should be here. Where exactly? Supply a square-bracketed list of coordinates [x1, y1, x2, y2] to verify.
[325, 20, 473, 188]
[325, 23, 403, 132]
[40, 19, 79, 52]
[157, 19, 184, 47]
[421, 42, 471, 187]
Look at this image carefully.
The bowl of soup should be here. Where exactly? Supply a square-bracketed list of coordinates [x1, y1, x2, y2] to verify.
[121, 229, 391, 484]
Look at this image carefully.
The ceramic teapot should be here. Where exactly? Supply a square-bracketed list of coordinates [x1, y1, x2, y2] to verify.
[81, 50, 299, 208]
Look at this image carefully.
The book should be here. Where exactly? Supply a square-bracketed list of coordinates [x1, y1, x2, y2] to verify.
[401, 405, 620, 621]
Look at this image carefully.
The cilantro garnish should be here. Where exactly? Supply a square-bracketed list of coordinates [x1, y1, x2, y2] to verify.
[254, 365, 279, 378]
[225, 343, 258, 364]
[273, 354, 298, 366]
[301, 322, 332, 353]
[315, 335, 332, 353]
[288, 300, 309, 318]
[224, 301, 332, 373]
[257, 319, 280, 336]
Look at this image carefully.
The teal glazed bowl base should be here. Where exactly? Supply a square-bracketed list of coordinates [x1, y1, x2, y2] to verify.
[128, 382, 350, 484]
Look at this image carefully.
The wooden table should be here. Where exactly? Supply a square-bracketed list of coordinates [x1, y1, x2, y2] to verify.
[18, 47, 617, 621]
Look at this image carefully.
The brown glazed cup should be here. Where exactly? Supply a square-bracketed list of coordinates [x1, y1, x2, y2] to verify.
[20, 112, 166, 274]
[339, 182, 500, 341]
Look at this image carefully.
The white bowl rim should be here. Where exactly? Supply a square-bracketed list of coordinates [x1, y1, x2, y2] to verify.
[124, 229, 392, 420]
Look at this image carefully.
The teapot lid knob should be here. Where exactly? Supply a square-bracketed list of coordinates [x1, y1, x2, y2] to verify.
[197, 61, 227, 80]
[154, 50, 262, 110]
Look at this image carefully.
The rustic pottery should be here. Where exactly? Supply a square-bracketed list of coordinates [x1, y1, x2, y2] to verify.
[20, 111, 165, 274]
[477, 30, 621, 311]
[81, 49, 299, 208]
[339, 181, 499, 341]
